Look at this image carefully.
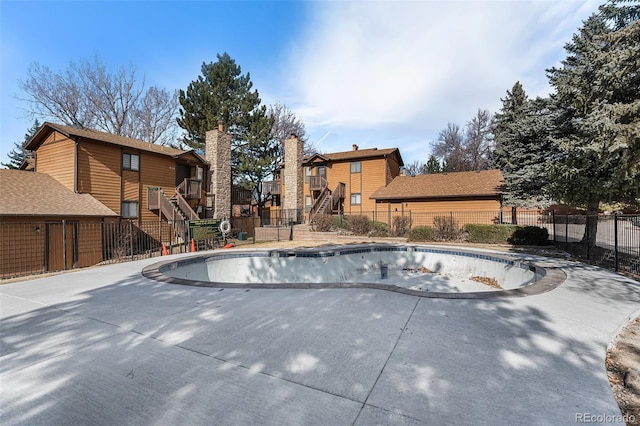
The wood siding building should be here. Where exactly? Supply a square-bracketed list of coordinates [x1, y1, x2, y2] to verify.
[303, 145, 404, 215]
[25, 123, 209, 223]
[371, 170, 505, 225]
[0, 170, 118, 277]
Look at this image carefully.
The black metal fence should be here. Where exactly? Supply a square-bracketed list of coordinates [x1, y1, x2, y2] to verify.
[553, 214, 639, 277]
[2, 212, 638, 280]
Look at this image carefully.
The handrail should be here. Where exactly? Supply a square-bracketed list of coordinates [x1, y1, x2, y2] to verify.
[330, 183, 346, 211]
[310, 187, 331, 215]
[173, 191, 199, 220]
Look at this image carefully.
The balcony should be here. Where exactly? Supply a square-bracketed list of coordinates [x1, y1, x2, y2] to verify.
[262, 180, 282, 195]
[176, 178, 202, 199]
[309, 176, 328, 191]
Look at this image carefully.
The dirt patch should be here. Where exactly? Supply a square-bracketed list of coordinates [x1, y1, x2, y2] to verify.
[402, 267, 433, 273]
[607, 316, 640, 425]
[470, 276, 502, 289]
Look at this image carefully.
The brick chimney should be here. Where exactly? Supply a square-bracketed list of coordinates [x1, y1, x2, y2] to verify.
[352, 144, 358, 151]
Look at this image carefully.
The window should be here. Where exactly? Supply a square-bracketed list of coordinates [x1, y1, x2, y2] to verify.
[121, 201, 138, 218]
[350, 193, 361, 206]
[123, 153, 140, 171]
[305, 195, 312, 212]
[350, 161, 361, 173]
[305, 167, 312, 183]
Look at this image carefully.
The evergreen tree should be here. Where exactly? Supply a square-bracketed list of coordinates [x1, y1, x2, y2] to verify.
[546, 0, 639, 244]
[2, 119, 40, 169]
[493, 83, 553, 207]
[425, 154, 442, 174]
[177, 53, 263, 150]
[547, 1, 640, 214]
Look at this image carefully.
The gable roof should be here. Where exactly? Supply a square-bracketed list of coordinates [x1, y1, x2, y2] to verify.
[0, 170, 117, 217]
[26, 122, 207, 164]
[303, 147, 404, 166]
[370, 169, 505, 200]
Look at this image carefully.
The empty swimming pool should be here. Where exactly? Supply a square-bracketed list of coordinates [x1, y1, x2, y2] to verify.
[142, 244, 565, 298]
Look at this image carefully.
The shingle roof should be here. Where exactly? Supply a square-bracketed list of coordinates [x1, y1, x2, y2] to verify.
[26, 122, 200, 160]
[370, 169, 505, 200]
[304, 147, 403, 165]
[0, 170, 118, 217]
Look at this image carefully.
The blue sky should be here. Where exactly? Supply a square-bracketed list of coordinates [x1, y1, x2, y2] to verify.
[1, 0, 600, 166]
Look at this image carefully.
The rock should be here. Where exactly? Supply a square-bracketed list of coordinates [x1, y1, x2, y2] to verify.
[624, 369, 640, 392]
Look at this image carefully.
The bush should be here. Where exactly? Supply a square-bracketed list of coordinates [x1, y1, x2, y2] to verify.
[369, 221, 389, 237]
[508, 226, 550, 245]
[349, 215, 371, 235]
[333, 215, 349, 230]
[392, 216, 411, 237]
[312, 214, 333, 232]
[408, 226, 435, 241]
[433, 215, 460, 240]
[465, 224, 519, 244]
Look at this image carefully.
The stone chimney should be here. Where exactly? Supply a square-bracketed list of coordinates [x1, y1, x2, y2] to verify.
[352, 144, 359, 151]
[205, 124, 231, 220]
[283, 134, 303, 223]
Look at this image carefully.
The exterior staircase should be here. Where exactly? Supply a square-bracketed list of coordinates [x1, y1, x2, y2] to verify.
[310, 183, 346, 216]
[148, 187, 199, 241]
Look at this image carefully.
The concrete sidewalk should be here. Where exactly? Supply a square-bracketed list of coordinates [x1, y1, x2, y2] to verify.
[1, 251, 639, 425]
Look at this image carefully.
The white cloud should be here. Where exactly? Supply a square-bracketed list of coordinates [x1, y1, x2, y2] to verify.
[283, 0, 600, 162]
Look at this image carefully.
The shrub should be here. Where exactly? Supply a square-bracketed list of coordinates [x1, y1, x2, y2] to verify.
[433, 215, 460, 240]
[312, 214, 333, 232]
[465, 224, 519, 244]
[349, 215, 371, 235]
[408, 226, 435, 241]
[369, 221, 389, 237]
[508, 226, 550, 245]
[333, 215, 349, 230]
[392, 215, 411, 237]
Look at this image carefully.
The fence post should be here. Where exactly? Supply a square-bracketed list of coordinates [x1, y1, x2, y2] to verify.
[552, 210, 556, 246]
[565, 215, 569, 249]
[614, 213, 619, 272]
[586, 216, 591, 260]
[129, 220, 134, 261]
[62, 220, 67, 270]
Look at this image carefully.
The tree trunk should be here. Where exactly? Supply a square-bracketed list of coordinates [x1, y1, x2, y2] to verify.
[581, 201, 599, 249]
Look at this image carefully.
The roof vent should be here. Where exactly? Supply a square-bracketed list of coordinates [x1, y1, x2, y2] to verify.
[352, 144, 358, 151]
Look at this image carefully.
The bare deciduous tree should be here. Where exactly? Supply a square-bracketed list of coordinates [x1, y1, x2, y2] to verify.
[432, 109, 495, 172]
[19, 57, 178, 145]
[268, 102, 315, 157]
[433, 122, 468, 172]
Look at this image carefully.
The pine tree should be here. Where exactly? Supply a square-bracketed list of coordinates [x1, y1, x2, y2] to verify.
[2, 119, 40, 169]
[425, 155, 441, 174]
[493, 83, 553, 207]
[546, 0, 639, 244]
[177, 53, 263, 151]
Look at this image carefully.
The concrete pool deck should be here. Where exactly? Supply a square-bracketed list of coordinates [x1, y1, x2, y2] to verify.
[1, 245, 639, 425]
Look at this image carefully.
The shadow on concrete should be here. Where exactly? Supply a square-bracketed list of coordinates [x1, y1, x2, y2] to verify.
[1, 258, 637, 425]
